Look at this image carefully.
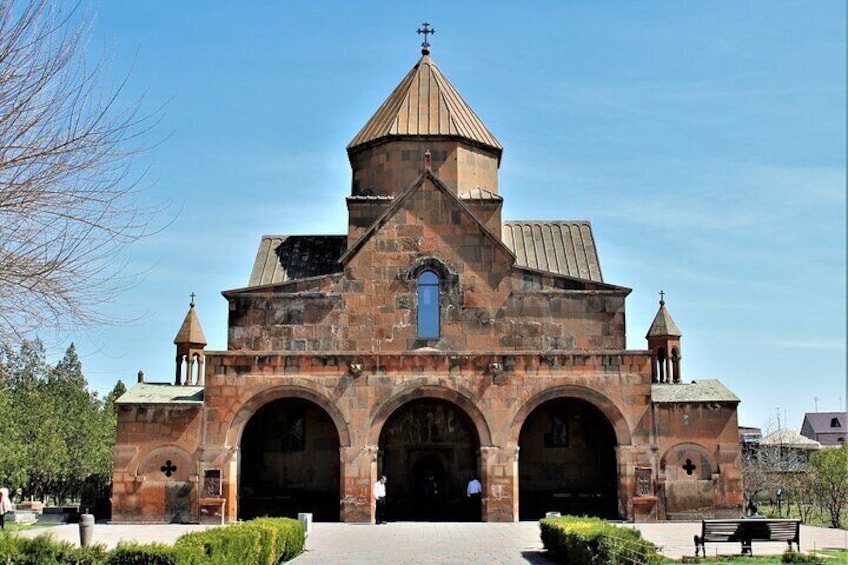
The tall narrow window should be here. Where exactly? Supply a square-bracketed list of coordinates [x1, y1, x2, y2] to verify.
[417, 270, 440, 339]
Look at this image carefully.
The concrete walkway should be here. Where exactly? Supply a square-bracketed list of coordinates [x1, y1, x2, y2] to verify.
[13, 521, 848, 563]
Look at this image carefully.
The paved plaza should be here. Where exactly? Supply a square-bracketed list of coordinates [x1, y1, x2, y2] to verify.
[14, 521, 848, 563]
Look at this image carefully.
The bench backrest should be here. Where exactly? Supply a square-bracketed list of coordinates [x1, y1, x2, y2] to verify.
[701, 519, 800, 543]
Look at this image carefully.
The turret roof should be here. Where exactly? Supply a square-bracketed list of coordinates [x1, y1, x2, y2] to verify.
[646, 298, 682, 338]
[173, 300, 207, 346]
[347, 54, 502, 155]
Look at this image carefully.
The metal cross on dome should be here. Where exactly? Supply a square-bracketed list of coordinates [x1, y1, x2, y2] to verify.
[417, 22, 435, 55]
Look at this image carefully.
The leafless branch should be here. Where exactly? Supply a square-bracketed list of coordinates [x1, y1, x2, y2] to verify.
[0, 0, 164, 342]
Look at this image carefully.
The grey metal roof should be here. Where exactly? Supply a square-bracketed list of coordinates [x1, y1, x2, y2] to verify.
[348, 55, 502, 154]
[502, 221, 603, 281]
[249, 235, 347, 287]
[652, 380, 740, 403]
[802, 412, 847, 434]
[116, 383, 204, 405]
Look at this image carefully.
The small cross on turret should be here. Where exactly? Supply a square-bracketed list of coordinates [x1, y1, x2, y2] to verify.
[417, 22, 435, 55]
[659, 290, 665, 306]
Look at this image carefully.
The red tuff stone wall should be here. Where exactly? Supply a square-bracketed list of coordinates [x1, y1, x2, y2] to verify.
[192, 350, 656, 523]
[349, 140, 499, 198]
[227, 176, 627, 353]
[654, 402, 742, 519]
[112, 405, 202, 522]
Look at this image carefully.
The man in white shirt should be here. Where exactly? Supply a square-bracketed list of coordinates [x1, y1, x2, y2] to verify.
[373, 475, 387, 524]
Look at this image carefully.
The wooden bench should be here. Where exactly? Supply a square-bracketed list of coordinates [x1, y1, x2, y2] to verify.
[694, 518, 801, 556]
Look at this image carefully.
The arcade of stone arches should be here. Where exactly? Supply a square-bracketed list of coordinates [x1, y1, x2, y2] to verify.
[231, 387, 676, 522]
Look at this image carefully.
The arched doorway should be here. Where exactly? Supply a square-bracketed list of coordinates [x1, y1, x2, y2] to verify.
[379, 398, 480, 521]
[518, 397, 618, 520]
[239, 398, 340, 521]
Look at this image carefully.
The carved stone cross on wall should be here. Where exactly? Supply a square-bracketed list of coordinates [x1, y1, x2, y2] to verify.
[161, 460, 178, 477]
[682, 458, 696, 476]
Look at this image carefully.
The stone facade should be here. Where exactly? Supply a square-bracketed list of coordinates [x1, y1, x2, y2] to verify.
[112, 48, 743, 524]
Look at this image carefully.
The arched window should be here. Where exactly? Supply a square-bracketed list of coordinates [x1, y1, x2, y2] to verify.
[417, 270, 440, 339]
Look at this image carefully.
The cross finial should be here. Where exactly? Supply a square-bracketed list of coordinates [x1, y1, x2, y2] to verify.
[659, 290, 665, 306]
[417, 22, 435, 55]
[190, 292, 196, 307]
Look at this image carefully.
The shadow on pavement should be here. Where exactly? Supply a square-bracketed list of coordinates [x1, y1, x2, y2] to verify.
[520, 550, 556, 564]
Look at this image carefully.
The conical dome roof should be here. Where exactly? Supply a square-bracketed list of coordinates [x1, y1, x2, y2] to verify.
[646, 299, 682, 338]
[174, 299, 207, 346]
[348, 54, 502, 155]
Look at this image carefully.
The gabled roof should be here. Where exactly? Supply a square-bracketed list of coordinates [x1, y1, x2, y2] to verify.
[248, 235, 347, 287]
[646, 299, 682, 338]
[116, 382, 204, 405]
[502, 221, 603, 282]
[761, 428, 821, 450]
[348, 54, 502, 156]
[339, 169, 514, 266]
[174, 301, 207, 346]
[652, 379, 739, 403]
[802, 412, 847, 433]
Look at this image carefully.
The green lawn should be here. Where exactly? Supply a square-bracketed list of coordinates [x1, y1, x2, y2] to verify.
[661, 548, 847, 564]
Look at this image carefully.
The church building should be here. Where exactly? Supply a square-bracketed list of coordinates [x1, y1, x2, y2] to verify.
[112, 34, 743, 524]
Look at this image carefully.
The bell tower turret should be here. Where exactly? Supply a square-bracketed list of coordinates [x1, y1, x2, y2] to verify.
[646, 291, 682, 383]
[174, 294, 207, 386]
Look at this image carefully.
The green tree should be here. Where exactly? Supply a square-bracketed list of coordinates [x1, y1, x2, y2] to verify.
[809, 443, 848, 528]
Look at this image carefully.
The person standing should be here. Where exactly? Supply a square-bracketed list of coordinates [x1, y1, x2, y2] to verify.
[0, 487, 13, 530]
[374, 475, 386, 524]
[373, 475, 387, 524]
[466, 475, 483, 520]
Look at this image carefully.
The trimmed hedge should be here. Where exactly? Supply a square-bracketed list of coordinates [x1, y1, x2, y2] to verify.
[0, 532, 108, 564]
[539, 515, 660, 565]
[175, 517, 304, 564]
[0, 517, 305, 565]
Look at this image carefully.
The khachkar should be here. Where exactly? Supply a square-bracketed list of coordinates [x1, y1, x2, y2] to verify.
[112, 26, 742, 524]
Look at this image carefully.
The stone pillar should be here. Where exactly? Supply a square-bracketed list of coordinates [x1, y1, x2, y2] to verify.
[481, 445, 518, 522]
[616, 446, 636, 521]
[222, 447, 238, 523]
[340, 445, 376, 523]
[175, 355, 183, 385]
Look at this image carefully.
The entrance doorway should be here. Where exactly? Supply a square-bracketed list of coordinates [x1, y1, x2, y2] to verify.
[239, 398, 340, 521]
[518, 397, 618, 520]
[379, 398, 480, 521]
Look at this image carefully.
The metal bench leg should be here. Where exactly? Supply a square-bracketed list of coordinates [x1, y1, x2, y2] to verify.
[741, 539, 752, 556]
[694, 535, 703, 557]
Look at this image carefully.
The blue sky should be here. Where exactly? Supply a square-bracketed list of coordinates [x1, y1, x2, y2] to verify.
[58, 1, 845, 431]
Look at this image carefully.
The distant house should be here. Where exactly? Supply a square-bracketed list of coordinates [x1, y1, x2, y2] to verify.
[738, 426, 762, 456]
[800, 412, 847, 447]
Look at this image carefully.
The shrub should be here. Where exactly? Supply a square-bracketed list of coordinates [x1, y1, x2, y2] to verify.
[781, 549, 825, 564]
[105, 542, 182, 565]
[539, 515, 660, 565]
[174, 517, 304, 564]
[0, 533, 108, 565]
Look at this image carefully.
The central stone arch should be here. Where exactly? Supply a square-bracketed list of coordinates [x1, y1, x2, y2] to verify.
[370, 384, 491, 521]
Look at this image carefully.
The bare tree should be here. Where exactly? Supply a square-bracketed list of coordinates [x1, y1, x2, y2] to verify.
[0, 0, 161, 341]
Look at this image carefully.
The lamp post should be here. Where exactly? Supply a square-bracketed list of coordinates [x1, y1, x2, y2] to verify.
[776, 488, 783, 517]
